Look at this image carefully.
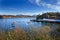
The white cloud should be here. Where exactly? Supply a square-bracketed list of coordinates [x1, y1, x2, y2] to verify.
[57, 2, 60, 5]
[29, 0, 60, 11]
[35, 0, 41, 5]
[44, 3, 60, 11]
[41, 3, 60, 10]
[20, 12, 42, 15]
[57, 0, 60, 5]
[35, 0, 60, 11]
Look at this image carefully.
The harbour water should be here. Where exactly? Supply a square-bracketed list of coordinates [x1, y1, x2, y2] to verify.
[0, 18, 60, 31]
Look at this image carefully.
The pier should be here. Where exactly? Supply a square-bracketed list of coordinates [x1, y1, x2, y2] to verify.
[31, 19, 60, 23]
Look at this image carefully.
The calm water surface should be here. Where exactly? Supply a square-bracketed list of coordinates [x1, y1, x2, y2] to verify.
[0, 18, 60, 31]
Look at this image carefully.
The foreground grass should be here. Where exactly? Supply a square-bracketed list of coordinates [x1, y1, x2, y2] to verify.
[0, 24, 60, 40]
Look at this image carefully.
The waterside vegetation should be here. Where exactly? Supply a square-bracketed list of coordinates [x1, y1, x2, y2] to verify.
[0, 22, 60, 40]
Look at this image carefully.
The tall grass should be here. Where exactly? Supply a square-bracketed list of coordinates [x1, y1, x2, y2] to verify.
[0, 22, 60, 40]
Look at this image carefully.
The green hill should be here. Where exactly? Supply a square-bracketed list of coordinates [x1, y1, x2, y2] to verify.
[36, 12, 60, 20]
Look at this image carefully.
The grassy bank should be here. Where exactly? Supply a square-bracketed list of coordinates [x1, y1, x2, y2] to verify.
[0, 25, 60, 40]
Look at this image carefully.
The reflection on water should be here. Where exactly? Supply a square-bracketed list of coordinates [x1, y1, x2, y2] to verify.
[0, 18, 60, 40]
[0, 18, 60, 31]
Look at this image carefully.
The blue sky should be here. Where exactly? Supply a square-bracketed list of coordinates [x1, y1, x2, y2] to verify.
[0, 0, 60, 15]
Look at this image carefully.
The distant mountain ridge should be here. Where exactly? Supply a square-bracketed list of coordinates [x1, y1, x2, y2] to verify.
[0, 15, 35, 18]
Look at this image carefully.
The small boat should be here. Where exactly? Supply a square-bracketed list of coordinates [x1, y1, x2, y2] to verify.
[30, 20, 37, 22]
